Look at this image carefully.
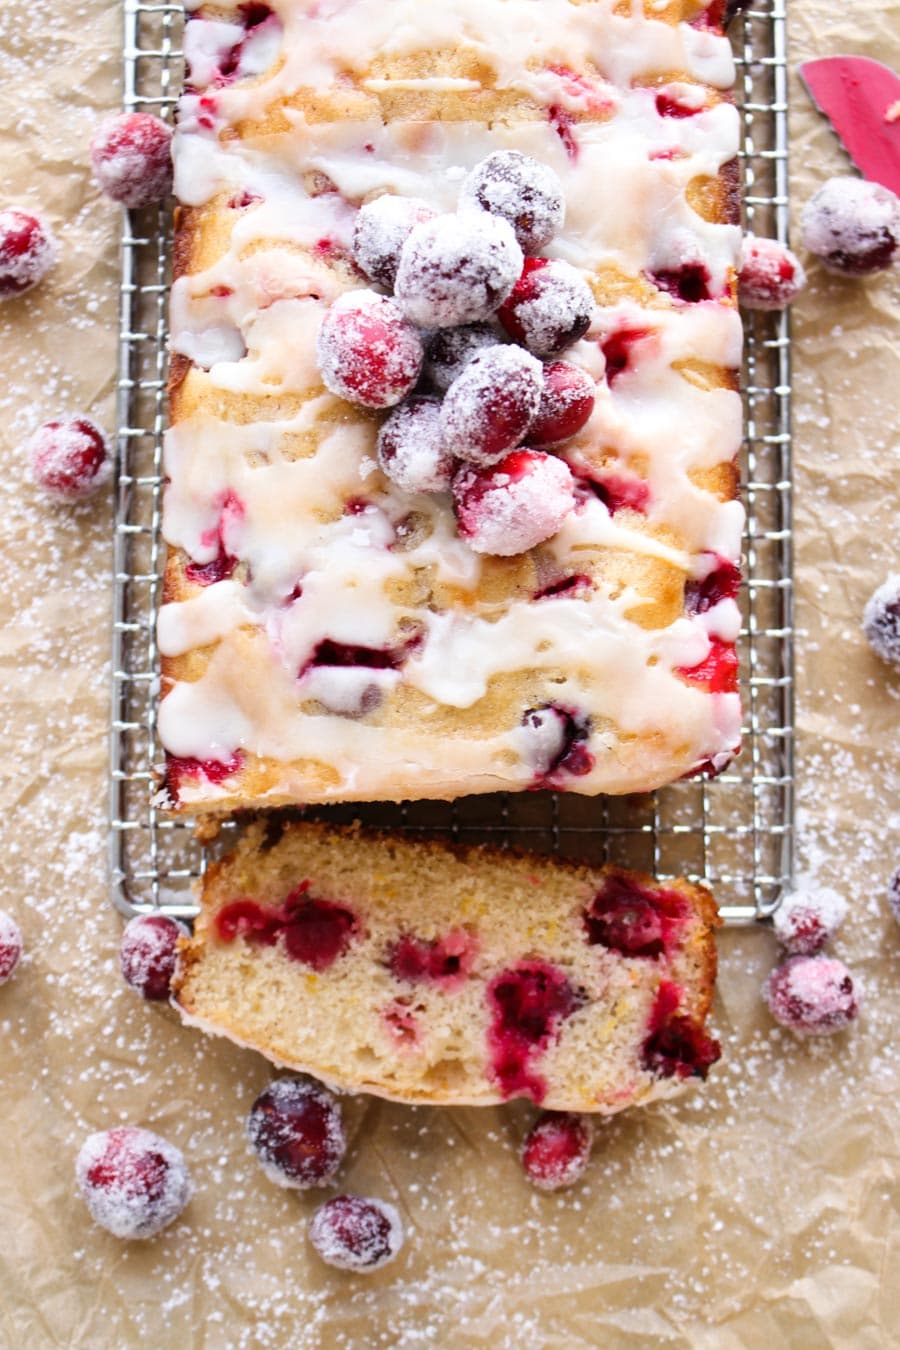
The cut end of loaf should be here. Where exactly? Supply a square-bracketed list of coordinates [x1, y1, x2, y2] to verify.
[173, 822, 722, 1112]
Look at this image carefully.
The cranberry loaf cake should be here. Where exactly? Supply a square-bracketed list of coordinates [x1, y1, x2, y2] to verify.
[173, 822, 721, 1110]
[159, 0, 744, 813]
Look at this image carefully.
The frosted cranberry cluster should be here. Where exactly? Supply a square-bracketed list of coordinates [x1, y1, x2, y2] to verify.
[316, 152, 598, 556]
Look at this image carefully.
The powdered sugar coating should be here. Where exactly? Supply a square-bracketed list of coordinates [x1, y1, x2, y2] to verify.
[246, 1077, 347, 1189]
[440, 345, 543, 467]
[459, 150, 565, 253]
[0, 910, 23, 984]
[772, 885, 848, 956]
[888, 867, 900, 925]
[800, 177, 900, 276]
[738, 235, 807, 311]
[454, 449, 576, 556]
[26, 417, 112, 502]
[0, 208, 58, 300]
[75, 1126, 193, 1239]
[424, 323, 502, 393]
[352, 195, 437, 290]
[529, 360, 596, 447]
[394, 212, 523, 329]
[521, 1112, 593, 1192]
[90, 113, 174, 210]
[308, 1194, 405, 1272]
[316, 289, 424, 409]
[862, 575, 900, 666]
[119, 913, 189, 1001]
[498, 258, 595, 358]
[763, 956, 861, 1036]
[377, 397, 457, 496]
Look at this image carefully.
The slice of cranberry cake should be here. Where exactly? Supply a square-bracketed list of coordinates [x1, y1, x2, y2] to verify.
[158, 0, 744, 813]
[173, 823, 721, 1111]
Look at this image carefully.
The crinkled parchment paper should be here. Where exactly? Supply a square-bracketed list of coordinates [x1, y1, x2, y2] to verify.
[0, 1, 897, 1345]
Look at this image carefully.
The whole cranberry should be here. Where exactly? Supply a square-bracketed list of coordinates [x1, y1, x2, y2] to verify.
[521, 1112, 593, 1191]
[763, 956, 861, 1036]
[75, 1126, 192, 1239]
[498, 257, 595, 357]
[459, 150, 565, 253]
[862, 575, 900, 666]
[316, 290, 424, 409]
[738, 235, 807, 311]
[771, 886, 847, 956]
[440, 345, 543, 467]
[308, 1194, 405, 1272]
[246, 1077, 347, 1189]
[394, 211, 522, 328]
[801, 177, 899, 275]
[90, 113, 173, 209]
[119, 913, 188, 1001]
[528, 360, 595, 447]
[0, 208, 58, 300]
[377, 397, 456, 495]
[0, 910, 24, 983]
[26, 417, 111, 502]
[423, 323, 502, 393]
[453, 449, 576, 556]
[352, 195, 437, 290]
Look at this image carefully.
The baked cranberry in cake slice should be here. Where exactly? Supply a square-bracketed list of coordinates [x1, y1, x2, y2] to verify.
[173, 823, 721, 1112]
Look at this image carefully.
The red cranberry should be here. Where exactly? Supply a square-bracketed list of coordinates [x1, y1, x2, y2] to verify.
[308, 1194, 405, 1273]
[165, 751, 243, 804]
[352, 195, 437, 290]
[684, 557, 741, 614]
[388, 930, 477, 988]
[676, 637, 740, 694]
[317, 290, 423, 409]
[440, 345, 544, 467]
[459, 151, 565, 253]
[377, 397, 456, 495]
[302, 633, 420, 674]
[119, 913, 188, 1001]
[533, 573, 592, 601]
[600, 327, 653, 385]
[801, 177, 899, 275]
[888, 867, 900, 925]
[588, 472, 650, 516]
[521, 704, 594, 785]
[0, 208, 58, 299]
[26, 417, 111, 502]
[498, 257, 595, 358]
[89, 113, 173, 209]
[655, 91, 704, 118]
[0, 910, 23, 984]
[772, 886, 848, 956]
[454, 449, 576, 556]
[528, 361, 595, 447]
[75, 1126, 192, 1239]
[764, 956, 861, 1036]
[423, 323, 502, 393]
[583, 874, 687, 958]
[650, 262, 713, 303]
[215, 887, 358, 971]
[487, 962, 582, 1101]
[862, 575, 900, 666]
[641, 982, 720, 1079]
[521, 1112, 593, 1192]
[548, 105, 578, 160]
[738, 235, 806, 311]
[247, 1077, 347, 1189]
[394, 212, 522, 328]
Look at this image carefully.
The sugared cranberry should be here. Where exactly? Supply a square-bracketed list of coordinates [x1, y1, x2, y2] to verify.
[650, 262, 713, 303]
[388, 930, 477, 988]
[308, 1195, 405, 1273]
[440, 346, 543, 467]
[352, 195, 437, 290]
[764, 956, 861, 1035]
[423, 323, 502, 393]
[676, 637, 740, 694]
[498, 257, 595, 358]
[317, 290, 423, 409]
[487, 962, 582, 1101]
[738, 235, 806, 311]
[600, 327, 653, 385]
[246, 1077, 347, 1189]
[801, 177, 899, 275]
[0, 910, 23, 984]
[165, 752, 243, 804]
[377, 397, 456, 495]
[75, 1126, 192, 1239]
[25, 417, 111, 502]
[454, 449, 576, 556]
[862, 575, 900, 666]
[0, 208, 58, 299]
[888, 867, 900, 925]
[521, 704, 594, 784]
[215, 886, 358, 972]
[528, 360, 595, 447]
[394, 212, 522, 328]
[459, 151, 565, 254]
[584, 874, 687, 958]
[521, 1112, 593, 1192]
[641, 982, 720, 1079]
[772, 886, 848, 956]
[89, 113, 173, 209]
[119, 913, 188, 1001]
[684, 557, 741, 614]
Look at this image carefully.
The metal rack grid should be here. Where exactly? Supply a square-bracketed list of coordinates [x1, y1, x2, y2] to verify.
[109, 0, 794, 924]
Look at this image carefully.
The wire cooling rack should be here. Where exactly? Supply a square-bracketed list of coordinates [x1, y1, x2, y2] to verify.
[109, 0, 794, 924]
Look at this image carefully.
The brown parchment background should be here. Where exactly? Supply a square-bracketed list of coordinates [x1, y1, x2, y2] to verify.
[0, 2, 898, 1346]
